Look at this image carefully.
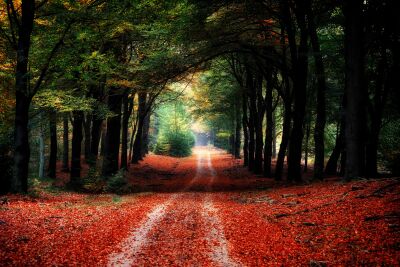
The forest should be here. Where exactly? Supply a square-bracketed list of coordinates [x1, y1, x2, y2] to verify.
[0, 0, 399, 266]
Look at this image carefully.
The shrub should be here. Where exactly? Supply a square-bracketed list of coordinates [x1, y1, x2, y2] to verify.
[82, 167, 105, 193]
[154, 130, 195, 157]
[106, 170, 132, 194]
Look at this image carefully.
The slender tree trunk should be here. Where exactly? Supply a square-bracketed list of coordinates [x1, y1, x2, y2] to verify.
[141, 111, 151, 158]
[304, 118, 311, 173]
[70, 111, 84, 186]
[344, 0, 366, 180]
[131, 92, 147, 164]
[47, 111, 57, 178]
[308, 8, 327, 180]
[38, 114, 45, 179]
[254, 75, 264, 174]
[325, 119, 345, 175]
[275, 97, 291, 181]
[264, 76, 273, 177]
[121, 94, 133, 169]
[102, 90, 122, 177]
[83, 113, 92, 163]
[272, 110, 277, 159]
[242, 90, 249, 166]
[129, 112, 139, 161]
[62, 113, 69, 172]
[11, 0, 35, 193]
[89, 114, 102, 165]
[234, 99, 241, 159]
[247, 77, 256, 172]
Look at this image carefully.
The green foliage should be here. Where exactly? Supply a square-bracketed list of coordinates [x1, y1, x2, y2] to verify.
[379, 119, 400, 175]
[214, 132, 231, 151]
[153, 101, 195, 157]
[82, 167, 104, 193]
[154, 130, 195, 157]
[106, 170, 132, 194]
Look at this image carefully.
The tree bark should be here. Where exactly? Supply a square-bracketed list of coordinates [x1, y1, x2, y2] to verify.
[70, 111, 84, 186]
[62, 113, 69, 172]
[102, 90, 122, 177]
[121, 94, 133, 169]
[287, 1, 308, 183]
[254, 74, 264, 174]
[264, 76, 273, 177]
[11, 0, 35, 193]
[83, 113, 92, 163]
[242, 90, 249, 166]
[131, 92, 147, 164]
[308, 7, 327, 180]
[344, 0, 366, 180]
[47, 111, 57, 178]
[234, 98, 241, 159]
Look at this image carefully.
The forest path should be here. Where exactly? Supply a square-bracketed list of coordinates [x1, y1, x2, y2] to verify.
[108, 147, 242, 267]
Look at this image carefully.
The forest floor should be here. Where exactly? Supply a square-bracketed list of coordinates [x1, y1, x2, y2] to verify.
[1, 147, 400, 266]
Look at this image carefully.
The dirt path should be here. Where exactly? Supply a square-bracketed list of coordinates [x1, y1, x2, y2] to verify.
[108, 147, 241, 266]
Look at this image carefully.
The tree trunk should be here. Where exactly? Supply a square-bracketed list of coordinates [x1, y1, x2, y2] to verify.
[47, 111, 57, 178]
[83, 113, 92, 163]
[38, 114, 45, 179]
[242, 90, 249, 166]
[304, 118, 311, 173]
[264, 76, 273, 177]
[102, 90, 122, 177]
[89, 114, 102, 165]
[11, 0, 35, 193]
[62, 113, 69, 172]
[287, 1, 308, 183]
[131, 92, 147, 164]
[344, 0, 366, 180]
[272, 110, 277, 159]
[308, 8, 327, 180]
[247, 73, 256, 172]
[254, 75, 264, 174]
[121, 94, 133, 169]
[141, 111, 151, 158]
[70, 111, 84, 186]
[234, 98, 241, 159]
[275, 98, 291, 181]
[325, 119, 345, 175]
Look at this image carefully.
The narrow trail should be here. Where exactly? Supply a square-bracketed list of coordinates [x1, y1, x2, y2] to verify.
[108, 147, 241, 267]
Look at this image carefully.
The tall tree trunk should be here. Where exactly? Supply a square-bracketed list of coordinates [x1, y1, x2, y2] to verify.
[234, 99, 241, 159]
[247, 71, 256, 172]
[121, 94, 133, 169]
[38, 114, 45, 179]
[287, 1, 308, 183]
[131, 92, 147, 164]
[83, 113, 92, 163]
[47, 111, 57, 178]
[141, 111, 151, 158]
[344, 0, 366, 180]
[304, 118, 311, 173]
[89, 114, 102, 165]
[11, 0, 35, 193]
[264, 76, 273, 177]
[272, 110, 277, 159]
[62, 113, 69, 172]
[102, 90, 122, 177]
[308, 8, 327, 180]
[70, 111, 83, 186]
[129, 112, 139, 161]
[254, 75, 264, 174]
[275, 98, 291, 180]
[242, 90, 249, 166]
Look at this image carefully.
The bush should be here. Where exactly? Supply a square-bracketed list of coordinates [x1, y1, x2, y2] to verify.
[82, 167, 105, 193]
[214, 132, 230, 151]
[106, 170, 132, 194]
[154, 130, 195, 157]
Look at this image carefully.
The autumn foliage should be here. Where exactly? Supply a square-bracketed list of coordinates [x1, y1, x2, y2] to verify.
[1, 149, 399, 266]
